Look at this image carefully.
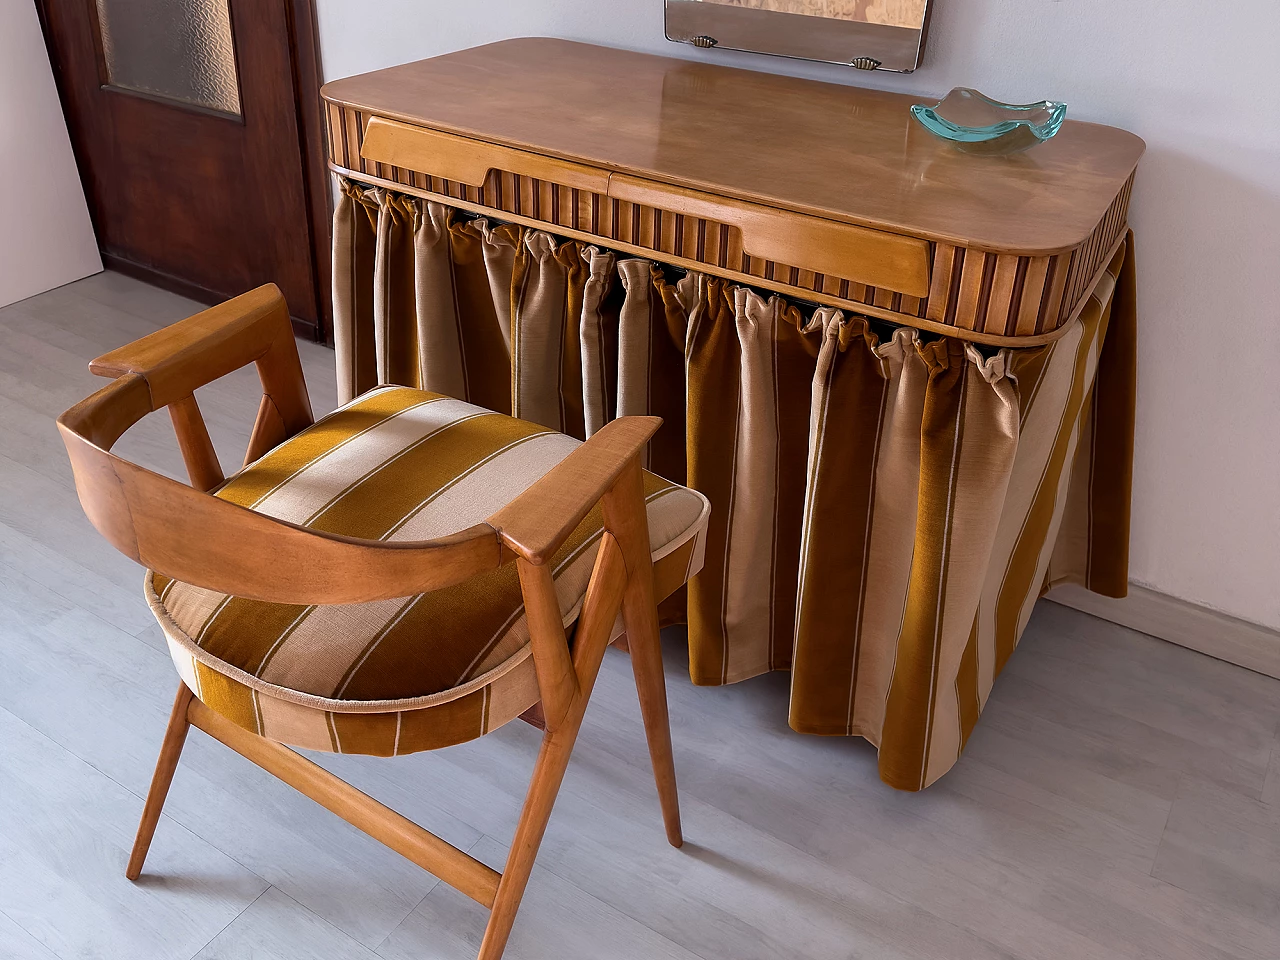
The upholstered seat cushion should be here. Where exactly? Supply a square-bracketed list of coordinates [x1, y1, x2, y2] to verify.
[148, 386, 709, 755]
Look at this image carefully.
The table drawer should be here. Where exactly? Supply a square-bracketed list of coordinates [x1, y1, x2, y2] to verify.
[358, 117, 611, 195]
[607, 175, 931, 299]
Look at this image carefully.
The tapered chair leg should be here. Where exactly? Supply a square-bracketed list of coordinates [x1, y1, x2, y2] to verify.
[601, 459, 683, 848]
[621, 582, 683, 848]
[477, 726, 580, 960]
[126, 682, 195, 880]
[480, 528, 638, 960]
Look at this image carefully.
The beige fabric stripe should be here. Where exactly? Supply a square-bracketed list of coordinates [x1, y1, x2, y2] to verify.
[256, 692, 334, 752]
[257, 595, 413, 696]
[922, 350, 1020, 785]
[372, 189, 418, 387]
[218, 388, 438, 511]
[512, 231, 570, 431]
[973, 320, 1086, 700]
[164, 633, 200, 696]
[1047, 389, 1097, 585]
[1007, 326, 1105, 643]
[389, 432, 582, 541]
[580, 246, 617, 437]
[791, 314, 829, 625]
[409, 199, 469, 398]
[380, 431, 556, 539]
[331, 180, 379, 404]
[616, 259, 654, 419]
[851, 328, 927, 741]
[476, 219, 518, 353]
[332, 184, 360, 403]
[722, 287, 782, 678]
[246, 397, 481, 525]
[617, 258, 656, 469]
[308, 414, 545, 537]
[482, 659, 540, 737]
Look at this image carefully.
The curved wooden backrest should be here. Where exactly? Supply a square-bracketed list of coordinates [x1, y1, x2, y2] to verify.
[57, 284, 663, 609]
[57, 286, 503, 604]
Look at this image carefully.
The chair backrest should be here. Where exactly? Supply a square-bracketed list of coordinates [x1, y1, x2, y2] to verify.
[57, 285, 503, 605]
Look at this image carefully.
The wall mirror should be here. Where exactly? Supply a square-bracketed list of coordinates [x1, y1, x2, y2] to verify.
[665, 0, 933, 73]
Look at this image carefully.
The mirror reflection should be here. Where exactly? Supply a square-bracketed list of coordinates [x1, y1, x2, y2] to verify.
[699, 0, 928, 30]
[667, 0, 933, 72]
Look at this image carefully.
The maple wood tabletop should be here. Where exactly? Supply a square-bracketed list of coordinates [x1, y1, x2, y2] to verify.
[321, 37, 1145, 255]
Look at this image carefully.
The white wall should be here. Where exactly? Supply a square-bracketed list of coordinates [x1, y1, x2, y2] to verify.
[316, 0, 1280, 630]
[0, 2, 101, 308]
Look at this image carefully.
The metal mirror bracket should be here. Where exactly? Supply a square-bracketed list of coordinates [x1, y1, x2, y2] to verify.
[664, 0, 932, 73]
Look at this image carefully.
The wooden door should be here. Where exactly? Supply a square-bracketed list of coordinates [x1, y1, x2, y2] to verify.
[36, 0, 329, 340]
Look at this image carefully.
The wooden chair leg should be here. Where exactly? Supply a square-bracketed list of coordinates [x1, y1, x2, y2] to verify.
[126, 682, 195, 880]
[621, 577, 683, 848]
[601, 458, 683, 848]
[480, 530, 634, 959]
[477, 724, 579, 960]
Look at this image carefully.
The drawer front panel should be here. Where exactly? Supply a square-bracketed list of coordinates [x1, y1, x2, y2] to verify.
[607, 175, 932, 298]
[359, 117, 611, 195]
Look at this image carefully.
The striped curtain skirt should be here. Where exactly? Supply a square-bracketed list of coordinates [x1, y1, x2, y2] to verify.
[330, 178, 1137, 790]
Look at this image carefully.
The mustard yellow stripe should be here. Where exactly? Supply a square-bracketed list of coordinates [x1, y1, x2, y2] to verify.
[217, 389, 444, 508]
[336, 472, 679, 700]
[306, 413, 551, 539]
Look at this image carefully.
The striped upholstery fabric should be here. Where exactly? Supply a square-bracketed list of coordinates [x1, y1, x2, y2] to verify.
[332, 182, 1138, 790]
[147, 387, 710, 756]
[791, 245, 1129, 788]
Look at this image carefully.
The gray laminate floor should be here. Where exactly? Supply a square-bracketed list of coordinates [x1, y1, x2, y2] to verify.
[1, 270, 1278, 960]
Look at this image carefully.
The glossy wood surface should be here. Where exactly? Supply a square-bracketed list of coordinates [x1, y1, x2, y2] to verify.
[358, 118, 931, 296]
[322, 37, 1144, 254]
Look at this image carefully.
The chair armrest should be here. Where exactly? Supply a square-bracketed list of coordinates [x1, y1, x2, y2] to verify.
[88, 283, 313, 479]
[89, 284, 300, 412]
[489, 416, 661, 565]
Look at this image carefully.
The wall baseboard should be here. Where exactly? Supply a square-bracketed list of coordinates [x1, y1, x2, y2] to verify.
[1045, 583, 1280, 681]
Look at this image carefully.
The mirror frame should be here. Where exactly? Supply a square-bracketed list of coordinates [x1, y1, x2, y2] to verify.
[664, 0, 933, 73]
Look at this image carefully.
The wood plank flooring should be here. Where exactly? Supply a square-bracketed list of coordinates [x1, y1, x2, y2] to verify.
[1, 270, 1277, 959]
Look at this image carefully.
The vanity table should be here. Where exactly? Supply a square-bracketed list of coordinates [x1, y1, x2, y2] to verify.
[321, 38, 1143, 790]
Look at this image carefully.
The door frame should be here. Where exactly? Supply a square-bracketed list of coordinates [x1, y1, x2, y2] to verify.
[33, 0, 333, 344]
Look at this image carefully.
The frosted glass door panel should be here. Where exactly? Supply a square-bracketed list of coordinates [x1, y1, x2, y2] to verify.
[96, 0, 241, 116]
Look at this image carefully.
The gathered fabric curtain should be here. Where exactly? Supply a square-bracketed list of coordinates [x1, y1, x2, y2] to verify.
[332, 179, 1136, 790]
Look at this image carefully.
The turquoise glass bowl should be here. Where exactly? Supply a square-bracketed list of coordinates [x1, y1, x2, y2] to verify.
[911, 87, 1067, 155]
